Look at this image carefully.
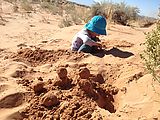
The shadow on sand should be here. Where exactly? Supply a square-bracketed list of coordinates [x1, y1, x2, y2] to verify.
[92, 47, 134, 58]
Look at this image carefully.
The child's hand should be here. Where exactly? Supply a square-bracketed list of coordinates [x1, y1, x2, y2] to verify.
[97, 43, 102, 49]
[94, 37, 101, 42]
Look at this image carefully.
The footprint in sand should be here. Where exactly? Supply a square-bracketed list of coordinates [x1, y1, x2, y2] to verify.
[5, 111, 23, 120]
[2, 62, 28, 78]
[0, 92, 25, 108]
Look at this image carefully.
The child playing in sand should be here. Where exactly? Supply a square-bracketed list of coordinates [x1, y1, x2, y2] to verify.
[71, 15, 107, 53]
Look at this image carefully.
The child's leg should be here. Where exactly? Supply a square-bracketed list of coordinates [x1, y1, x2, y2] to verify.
[78, 44, 92, 53]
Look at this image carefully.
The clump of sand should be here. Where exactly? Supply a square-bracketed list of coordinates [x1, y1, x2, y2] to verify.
[41, 91, 60, 107]
[14, 66, 119, 119]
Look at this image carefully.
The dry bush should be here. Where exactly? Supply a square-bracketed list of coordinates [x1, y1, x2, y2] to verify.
[13, 3, 19, 12]
[90, 1, 114, 29]
[91, 1, 114, 19]
[112, 10, 128, 25]
[138, 18, 155, 28]
[79, 8, 91, 23]
[91, 1, 140, 26]
[58, 16, 72, 28]
[59, 3, 90, 27]
[41, 16, 50, 24]
[40, 1, 63, 15]
[41, 2, 57, 12]
[3, 0, 17, 3]
[64, 4, 82, 25]
[20, 0, 33, 11]
[112, 2, 139, 25]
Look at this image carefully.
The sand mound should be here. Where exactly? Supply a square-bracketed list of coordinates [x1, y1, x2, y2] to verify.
[16, 67, 119, 120]
[53, 67, 72, 90]
[32, 81, 46, 94]
[56, 67, 68, 79]
[11, 48, 88, 66]
[79, 67, 91, 79]
[41, 91, 60, 107]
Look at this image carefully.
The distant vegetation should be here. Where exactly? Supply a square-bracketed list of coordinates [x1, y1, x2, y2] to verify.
[1, 0, 157, 28]
[90, 1, 156, 27]
[90, 1, 140, 25]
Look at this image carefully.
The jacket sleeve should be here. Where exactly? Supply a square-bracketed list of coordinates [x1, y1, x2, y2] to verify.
[79, 34, 97, 47]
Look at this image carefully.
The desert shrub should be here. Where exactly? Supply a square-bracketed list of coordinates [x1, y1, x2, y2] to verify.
[4, 0, 17, 3]
[13, 3, 19, 12]
[112, 10, 128, 25]
[112, 2, 139, 25]
[138, 18, 155, 28]
[90, 1, 139, 26]
[63, 4, 91, 26]
[90, 1, 114, 29]
[21, 0, 33, 11]
[141, 22, 160, 82]
[41, 2, 58, 14]
[91, 1, 114, 19]
[64, 4, 81, 24]
[80, 9, 91, 23]
[58, 16, 72, 28]
[70, 13, 82, 25]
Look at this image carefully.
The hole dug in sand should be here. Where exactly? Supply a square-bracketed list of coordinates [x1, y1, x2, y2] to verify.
[95, 86, 118, 113]
[78, 67, 118, 113]
[0, 92, 25, 108]
[78, 78, 118, 113]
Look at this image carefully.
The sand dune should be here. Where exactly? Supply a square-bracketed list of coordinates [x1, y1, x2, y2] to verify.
[0, 1, 160, 120]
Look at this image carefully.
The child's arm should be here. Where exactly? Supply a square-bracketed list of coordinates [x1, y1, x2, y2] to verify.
[92, 37, 101, 42]
[80, 34, 101, 47]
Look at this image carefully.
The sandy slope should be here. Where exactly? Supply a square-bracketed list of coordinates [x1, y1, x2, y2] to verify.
[0, 1, 160, 120]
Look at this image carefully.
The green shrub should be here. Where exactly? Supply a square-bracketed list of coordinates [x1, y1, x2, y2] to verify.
[141, 22, 160, 82]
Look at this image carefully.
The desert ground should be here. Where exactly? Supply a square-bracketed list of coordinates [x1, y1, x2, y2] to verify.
[0, 1, 160, 120]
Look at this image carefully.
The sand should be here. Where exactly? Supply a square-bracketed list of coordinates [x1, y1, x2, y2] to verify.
[0, 1, 160, 120]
